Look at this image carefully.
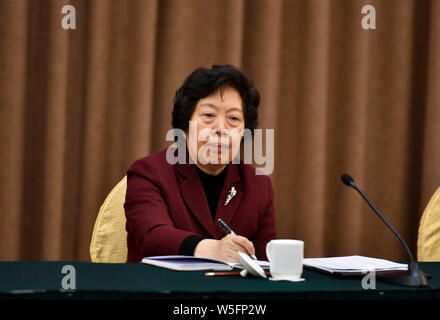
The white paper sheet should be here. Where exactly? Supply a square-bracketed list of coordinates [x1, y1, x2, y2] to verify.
[303, 255, 408, 274]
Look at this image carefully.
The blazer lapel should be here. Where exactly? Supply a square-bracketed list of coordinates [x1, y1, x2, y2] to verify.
[214, 164, 242, 238]
[176, 162, 217, 238]
[174, 142, 243, 239]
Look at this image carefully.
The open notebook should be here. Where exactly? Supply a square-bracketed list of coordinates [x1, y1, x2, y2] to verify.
[142, 255, 270, 271]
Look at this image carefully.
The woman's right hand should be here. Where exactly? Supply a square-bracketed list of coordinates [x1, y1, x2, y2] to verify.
[194, 234, 255, 263]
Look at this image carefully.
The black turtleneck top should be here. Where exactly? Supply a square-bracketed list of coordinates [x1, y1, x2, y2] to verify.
[196, 165, 228, 220]
[178, 165, 228, 255]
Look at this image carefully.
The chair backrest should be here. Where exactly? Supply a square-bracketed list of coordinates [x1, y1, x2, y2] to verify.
[418, 187, 440, 262]
[90, 176, 128, 263]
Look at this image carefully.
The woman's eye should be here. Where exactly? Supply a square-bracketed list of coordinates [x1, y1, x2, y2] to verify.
[229, 117, 240, 121]
[203, 114, 215, 119]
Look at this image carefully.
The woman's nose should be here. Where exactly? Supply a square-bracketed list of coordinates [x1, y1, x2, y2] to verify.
[212, 117, 228, 133]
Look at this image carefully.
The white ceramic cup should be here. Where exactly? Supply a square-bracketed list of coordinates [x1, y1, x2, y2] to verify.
[266, 239, 304, 280]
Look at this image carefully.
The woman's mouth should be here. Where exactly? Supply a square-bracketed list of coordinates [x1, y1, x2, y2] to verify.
[205, 142, 229, 151]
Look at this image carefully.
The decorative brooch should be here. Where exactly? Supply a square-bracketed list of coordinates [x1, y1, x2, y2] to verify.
[224, 186, 237, 206]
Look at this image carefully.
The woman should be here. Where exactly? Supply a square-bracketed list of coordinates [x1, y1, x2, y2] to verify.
[124, 65, 276, 263]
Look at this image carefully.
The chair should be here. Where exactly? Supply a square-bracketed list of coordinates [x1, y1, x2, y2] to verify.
[417, 187, 440, 261]
[90, 176, 128, 263]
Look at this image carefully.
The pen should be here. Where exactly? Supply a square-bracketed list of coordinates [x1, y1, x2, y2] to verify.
[217, 218, 258, 260]
[205, 272, 271, 277]
[217, 218, 236, 235]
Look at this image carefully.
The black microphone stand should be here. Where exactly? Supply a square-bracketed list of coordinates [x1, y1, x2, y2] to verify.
[342, 174, 429, 287]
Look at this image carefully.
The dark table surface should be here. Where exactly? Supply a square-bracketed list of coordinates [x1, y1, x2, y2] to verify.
[0, 261, 439, 300]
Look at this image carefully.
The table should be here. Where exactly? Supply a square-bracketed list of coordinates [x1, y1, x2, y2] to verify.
[0, 261, 439, 316]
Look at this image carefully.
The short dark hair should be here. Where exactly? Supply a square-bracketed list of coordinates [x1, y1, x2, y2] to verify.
[172, 65, 260, 134]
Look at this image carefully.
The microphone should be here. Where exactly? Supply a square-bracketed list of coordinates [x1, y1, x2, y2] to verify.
[341, 173, 428, 287]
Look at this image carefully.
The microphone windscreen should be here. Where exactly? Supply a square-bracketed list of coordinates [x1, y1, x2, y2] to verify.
[341, 174, 354, 186]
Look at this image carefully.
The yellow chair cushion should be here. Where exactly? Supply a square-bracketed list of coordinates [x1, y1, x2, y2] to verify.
[90, 176, 127, 263]
[418, 187, 440, 262]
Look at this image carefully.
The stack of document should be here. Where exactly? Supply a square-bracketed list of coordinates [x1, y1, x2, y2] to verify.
[303, 255, 408, 275]
[142, 255, 270, 271]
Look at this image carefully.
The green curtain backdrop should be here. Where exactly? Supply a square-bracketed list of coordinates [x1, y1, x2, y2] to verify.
[0, 0, 439, 261]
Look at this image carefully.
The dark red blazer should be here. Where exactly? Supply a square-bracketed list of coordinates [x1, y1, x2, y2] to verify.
[124, 147, 277, 263]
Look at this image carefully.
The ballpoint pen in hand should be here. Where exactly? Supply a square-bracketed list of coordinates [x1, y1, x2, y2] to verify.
[217, 218, 258, 260]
